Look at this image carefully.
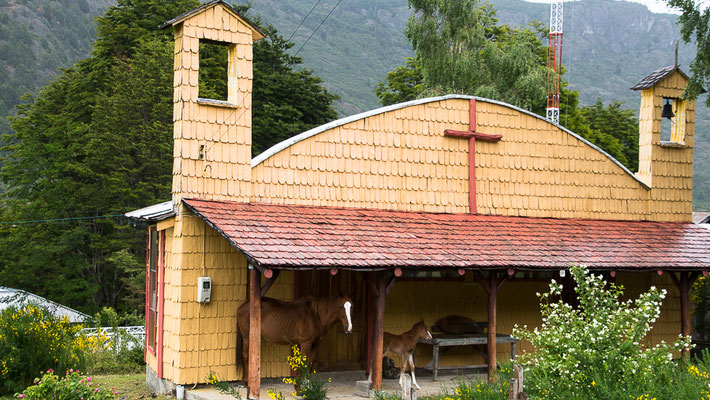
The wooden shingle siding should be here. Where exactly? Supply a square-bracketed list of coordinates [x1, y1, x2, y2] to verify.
[636, 71, 695, 222]
[252, 97, 689, 221]
[158, 209, 294, 384]
[172, 6, 253, 206]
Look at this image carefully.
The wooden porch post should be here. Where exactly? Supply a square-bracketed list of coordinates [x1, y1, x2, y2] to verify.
[372, 273, 387, 390]
[248, 267, 262, 399]
[487, 272, 498, 382]
[475, 270, 509, 383]
[670, 271, 699, 357]
[680, 272, 691, 339]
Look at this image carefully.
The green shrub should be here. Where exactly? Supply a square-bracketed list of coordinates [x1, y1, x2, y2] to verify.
[283, 345, 329, 400]
[513, 265, 707, 399]
[83, 307, 144, 374]
[206, 369, 243, 399]
[445, 375, 510, 400]
[16, 369, 117, 399]
[372, 390, 402, 400]
[258, 345, 330, 400]
[0, 304, 86, 395]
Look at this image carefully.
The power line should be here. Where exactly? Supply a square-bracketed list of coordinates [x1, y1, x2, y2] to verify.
[287, 0, 324, 43]
[294, 0, 345, 57]
[206, 0, 345, 156]
[0, 214, 125, 226]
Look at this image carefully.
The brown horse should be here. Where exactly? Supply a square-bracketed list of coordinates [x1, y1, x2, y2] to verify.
[368, 321, 432, 390]
[236, 296, 353, 376]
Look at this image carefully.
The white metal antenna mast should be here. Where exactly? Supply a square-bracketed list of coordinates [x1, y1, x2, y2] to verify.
[546, 0, 563, 124]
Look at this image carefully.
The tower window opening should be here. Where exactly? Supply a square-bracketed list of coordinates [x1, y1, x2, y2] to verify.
[199, 40, 230, 101]
[660, 97, 686, 145]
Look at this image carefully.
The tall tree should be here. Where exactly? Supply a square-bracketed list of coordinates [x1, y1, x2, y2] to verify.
[664, 0, 710, 103]
[404, 0, 547, 112]
[0, 0, 337, 313]
[252, 25, 339, 155]
[579, 100, 639, 172]
[375, 57, 424, 107]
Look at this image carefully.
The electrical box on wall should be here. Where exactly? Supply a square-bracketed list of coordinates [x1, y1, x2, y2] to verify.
[197, 277, 212, 304]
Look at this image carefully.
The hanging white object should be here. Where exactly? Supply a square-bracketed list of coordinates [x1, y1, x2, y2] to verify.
[197, 276, 212, 303]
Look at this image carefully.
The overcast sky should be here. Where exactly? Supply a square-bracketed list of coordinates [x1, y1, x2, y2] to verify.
[524, 0, 681, 14]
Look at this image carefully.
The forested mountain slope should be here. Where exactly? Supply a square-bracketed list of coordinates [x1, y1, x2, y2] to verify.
[0, 0, 113, 134]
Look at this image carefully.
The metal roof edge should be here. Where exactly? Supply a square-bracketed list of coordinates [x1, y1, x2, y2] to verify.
[0, 287, 91, 321]
[125, 200, 175, 222]
[251, 94, 649, 189]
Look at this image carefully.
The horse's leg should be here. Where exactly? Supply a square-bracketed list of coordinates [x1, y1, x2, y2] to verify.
[241, 331, 249, 380]
[408, 353, 420, 390]
[367, 346, 376, 383]
[300, 340, 314, 370]
[399, 353, 407, 386]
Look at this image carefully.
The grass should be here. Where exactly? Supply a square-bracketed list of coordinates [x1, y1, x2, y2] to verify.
[92, 373, 172, 400]
[1, 373, 172, 400]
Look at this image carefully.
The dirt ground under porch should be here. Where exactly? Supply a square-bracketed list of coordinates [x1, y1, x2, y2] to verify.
[185, 369, 488, 400]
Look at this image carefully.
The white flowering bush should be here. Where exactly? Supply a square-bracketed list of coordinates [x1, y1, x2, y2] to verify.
[513, 265, 706, 399]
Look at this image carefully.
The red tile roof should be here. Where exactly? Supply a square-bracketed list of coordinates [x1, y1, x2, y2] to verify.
[183, 199, 710, 271]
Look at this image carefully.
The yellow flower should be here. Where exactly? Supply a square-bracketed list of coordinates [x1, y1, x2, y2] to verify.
[592, 380, 596, 387]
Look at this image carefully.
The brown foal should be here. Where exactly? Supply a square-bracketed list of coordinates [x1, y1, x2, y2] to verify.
[368, 320, 432, 390]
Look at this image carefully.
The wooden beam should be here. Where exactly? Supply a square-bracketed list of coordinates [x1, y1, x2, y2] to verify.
[444, 130, 503, 141]
[248, 268, 262, 399]
[372, 274, 387, 390]
[497, 274, 510, 292]
[365, 274, 378, 297]
[385, 275, 397, 296]
[260, 269, 280, 298]
[474, 271, 490, 295]
[670, 271, 694, 357]
[487, 272, 499, 382]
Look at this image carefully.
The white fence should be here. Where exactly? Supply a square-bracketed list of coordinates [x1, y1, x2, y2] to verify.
[80, 326, 145, 350]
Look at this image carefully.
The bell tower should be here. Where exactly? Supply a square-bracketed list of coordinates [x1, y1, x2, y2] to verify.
[632, 65, 695, 222]
[162, 0, 265, 206]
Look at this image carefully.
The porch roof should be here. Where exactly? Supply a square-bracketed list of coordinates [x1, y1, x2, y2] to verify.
[183, 198, 710, 271]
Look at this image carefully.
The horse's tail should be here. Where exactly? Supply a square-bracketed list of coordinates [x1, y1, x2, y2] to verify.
[236, 327, 243, 367]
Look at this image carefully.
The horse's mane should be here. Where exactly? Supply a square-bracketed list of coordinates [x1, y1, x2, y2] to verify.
[309, 297, 342, 326]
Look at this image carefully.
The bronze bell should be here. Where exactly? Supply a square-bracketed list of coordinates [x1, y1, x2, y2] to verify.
[662, 99, 675, 119]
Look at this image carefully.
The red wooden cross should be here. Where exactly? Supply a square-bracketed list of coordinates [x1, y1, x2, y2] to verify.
[445, 99, 502, 214]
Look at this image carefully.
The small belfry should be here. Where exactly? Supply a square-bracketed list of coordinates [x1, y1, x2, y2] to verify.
[161, 0, 265, 206]
[631, 63, 696, 220]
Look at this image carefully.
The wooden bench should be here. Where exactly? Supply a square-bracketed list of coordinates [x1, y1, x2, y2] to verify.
[421, 332, 518, 381]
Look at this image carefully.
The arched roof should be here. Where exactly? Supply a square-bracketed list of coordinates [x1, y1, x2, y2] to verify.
[251, 94, 648, 189]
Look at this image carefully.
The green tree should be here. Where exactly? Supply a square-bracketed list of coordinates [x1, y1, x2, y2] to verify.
[664, 0, 710, 103]
[252, 25, 339, 155]
[579, 100, 639, 172]
[0, 0, 337, 313]
[375, 57, 423, 106]
[404, 0, 547, 112]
